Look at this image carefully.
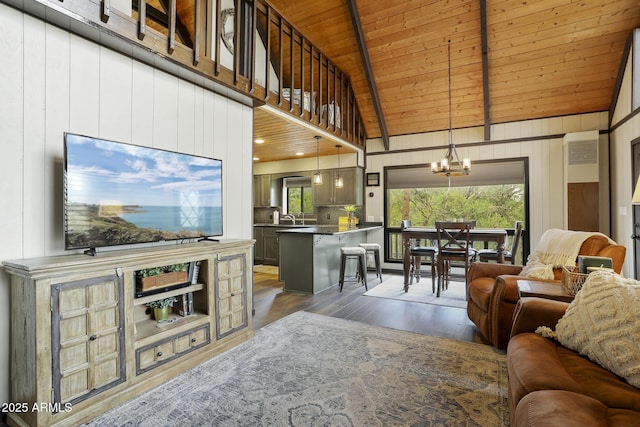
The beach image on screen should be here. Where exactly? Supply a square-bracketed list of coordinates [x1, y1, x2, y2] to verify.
[64, 133, 223, 250]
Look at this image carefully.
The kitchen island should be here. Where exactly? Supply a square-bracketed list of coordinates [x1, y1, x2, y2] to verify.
[277, 224, 382, 294]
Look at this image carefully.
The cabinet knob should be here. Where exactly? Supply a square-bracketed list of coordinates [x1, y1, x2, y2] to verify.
[89, 335, 97, 341]
[157, 351, 163, 357]
[191, 338, 197, 343]
[230, 292, 235, 297]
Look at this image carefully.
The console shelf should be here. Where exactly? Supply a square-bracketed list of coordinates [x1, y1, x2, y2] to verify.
[3, 239, 254, 427]
[133, 283, 205, 306]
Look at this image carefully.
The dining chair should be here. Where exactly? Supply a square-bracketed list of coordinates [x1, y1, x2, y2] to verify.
[478, 221, 522, 264]
[435, 221, 477, 297]
[401, 220, 438, 293]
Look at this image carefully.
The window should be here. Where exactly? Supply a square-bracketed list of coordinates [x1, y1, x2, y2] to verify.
[283, 177, 313, 214]
[385, 159, 528, 263]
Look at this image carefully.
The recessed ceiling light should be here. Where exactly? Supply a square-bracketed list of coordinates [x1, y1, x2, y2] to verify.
[255, 139, 264, 144]
[296, 152, 304, 156]
[253, 157, 260, 161]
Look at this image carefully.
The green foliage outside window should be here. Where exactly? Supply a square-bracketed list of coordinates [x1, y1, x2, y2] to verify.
[388, 184, 524, 229]
[287, 186, 314, 214]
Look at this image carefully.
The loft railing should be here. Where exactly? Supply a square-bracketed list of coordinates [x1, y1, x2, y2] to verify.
[23, 0, 367, 148]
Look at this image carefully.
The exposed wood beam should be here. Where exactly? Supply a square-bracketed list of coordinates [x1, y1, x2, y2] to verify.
[480, 0, 490, 141]
[346, 0, 389, 150]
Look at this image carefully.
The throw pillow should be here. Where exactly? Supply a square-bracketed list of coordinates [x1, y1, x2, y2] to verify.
[520, 261, 554, 280]
[555, 271, 640, 388]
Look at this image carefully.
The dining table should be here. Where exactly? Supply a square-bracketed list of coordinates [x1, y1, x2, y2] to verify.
[401, 227, 508, 292]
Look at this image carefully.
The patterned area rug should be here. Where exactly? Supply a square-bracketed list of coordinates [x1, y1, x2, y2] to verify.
[84, 312, 509, 426]
[364, 273, 467, 309]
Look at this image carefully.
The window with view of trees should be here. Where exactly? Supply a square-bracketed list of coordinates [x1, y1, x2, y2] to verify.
[284, 176, 314, 214]
[388, 185, 524, 228]
[385, 159, 528, 263]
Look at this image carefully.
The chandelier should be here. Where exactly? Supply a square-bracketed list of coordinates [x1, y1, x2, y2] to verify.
[431, 39, 471, 177]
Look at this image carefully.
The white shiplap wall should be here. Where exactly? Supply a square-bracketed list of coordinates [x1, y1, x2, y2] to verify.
[0, 4, 254, 406]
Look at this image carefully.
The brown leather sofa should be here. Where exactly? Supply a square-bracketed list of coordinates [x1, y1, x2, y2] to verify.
[467, 234, 626, 349]
[507, 297, 640, 426]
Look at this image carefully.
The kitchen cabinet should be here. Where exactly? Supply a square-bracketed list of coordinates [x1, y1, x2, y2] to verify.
[253, 175, 283, 207]
[253, 174, 272, 207]
[263, 228, 280, 265]
[313, 167, 363, 206]
[253, 227, 264, 261]
[253, 226, 279, 266]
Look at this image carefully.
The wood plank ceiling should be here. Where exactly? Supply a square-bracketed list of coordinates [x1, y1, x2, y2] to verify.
[255, 0, 640, 162]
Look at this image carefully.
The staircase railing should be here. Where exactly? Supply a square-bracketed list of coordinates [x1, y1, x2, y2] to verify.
[19, 0, 367, 148]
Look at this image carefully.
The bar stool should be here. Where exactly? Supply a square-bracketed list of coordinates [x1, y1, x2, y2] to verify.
[339, 247, 368, 292]
[359, 243, 382, 282]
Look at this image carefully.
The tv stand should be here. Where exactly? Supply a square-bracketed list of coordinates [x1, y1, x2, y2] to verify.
[199, 236, 219, 242]
[3, 239, 254, 427]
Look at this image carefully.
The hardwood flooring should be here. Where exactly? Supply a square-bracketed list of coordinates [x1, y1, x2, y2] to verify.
[252, 268, 489, 345]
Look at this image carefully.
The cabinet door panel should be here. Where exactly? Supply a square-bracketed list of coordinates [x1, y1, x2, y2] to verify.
[215, 253, 248, 339]
[52, 273, 125, 405]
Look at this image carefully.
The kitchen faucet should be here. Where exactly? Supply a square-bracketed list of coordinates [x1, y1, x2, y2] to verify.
[299, 211, 305, 225]
[283, 214, 295, 225]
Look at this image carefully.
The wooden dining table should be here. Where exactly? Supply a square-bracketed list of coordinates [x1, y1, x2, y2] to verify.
[402, 227, 508, 292]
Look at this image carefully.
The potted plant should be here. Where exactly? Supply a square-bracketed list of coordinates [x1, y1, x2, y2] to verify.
[146, 296, 178, 321]
[342, 205, 359, 228]
[136, 263, 189, 293]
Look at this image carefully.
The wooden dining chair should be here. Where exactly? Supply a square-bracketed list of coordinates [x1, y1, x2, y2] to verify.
[435, 221, 477, 297]
[478, 221, 522, 264]
[401, 220, 438, 292]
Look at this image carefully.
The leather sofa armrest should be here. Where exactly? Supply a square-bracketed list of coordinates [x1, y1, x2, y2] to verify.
[510, 297, 570, 337]
[467, 262, 524, 283]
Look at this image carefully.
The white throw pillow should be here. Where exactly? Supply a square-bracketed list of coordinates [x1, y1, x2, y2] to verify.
[520, 261, 554, 280]
[556, 271, 640, 388]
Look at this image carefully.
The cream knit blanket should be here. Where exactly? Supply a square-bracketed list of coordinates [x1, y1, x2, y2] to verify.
[521, 229, 614, 279]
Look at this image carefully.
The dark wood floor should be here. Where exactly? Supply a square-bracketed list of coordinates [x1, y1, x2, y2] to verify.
[252, 268, 489, 345]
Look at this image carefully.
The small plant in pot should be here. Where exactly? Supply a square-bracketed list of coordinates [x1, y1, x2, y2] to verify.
[342, 205, 359, 227]
[146, 296, 178, 321]
[136, 263, 189, 293]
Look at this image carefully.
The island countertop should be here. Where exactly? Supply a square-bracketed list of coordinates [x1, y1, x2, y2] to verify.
[275, 224, 382, 235]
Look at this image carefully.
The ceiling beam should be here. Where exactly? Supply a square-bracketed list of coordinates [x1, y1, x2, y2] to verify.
[480, 0, 490, 141]
[346, 0, 389, 150]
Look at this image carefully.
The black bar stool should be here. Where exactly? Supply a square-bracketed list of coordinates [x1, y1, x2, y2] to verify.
[359, 243, 382, 282]
[339, 247, 368, 292]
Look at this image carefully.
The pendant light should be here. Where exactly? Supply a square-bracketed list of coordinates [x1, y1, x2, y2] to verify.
[313, 136, 323, 185]
[335, 144, 344, 188]
[431, 39, 471, 180]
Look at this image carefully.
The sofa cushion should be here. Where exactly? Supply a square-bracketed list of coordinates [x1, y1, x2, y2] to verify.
[514, 390, 610, 427]
[508, 333, 640, 412]
[556, 271, 640, 388]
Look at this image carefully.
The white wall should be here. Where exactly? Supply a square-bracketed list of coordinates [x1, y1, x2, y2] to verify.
[0, 4, 254, 406]
[610, 50, 640, 279]
[364, 112, 611, 271]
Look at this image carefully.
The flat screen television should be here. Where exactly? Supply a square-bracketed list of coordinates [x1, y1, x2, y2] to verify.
[64, 133, 223, 252]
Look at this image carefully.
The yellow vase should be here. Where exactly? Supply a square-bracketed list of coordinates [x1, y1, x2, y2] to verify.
[154, 307, 170, 321]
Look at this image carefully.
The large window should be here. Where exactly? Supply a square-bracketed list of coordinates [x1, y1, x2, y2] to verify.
[283, 177, 313, 214]
[385, 159, 528, 263]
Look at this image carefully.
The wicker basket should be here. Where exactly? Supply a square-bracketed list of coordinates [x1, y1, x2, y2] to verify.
[561, 266, 588, 296]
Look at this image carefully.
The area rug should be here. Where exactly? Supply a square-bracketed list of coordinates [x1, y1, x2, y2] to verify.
[84, 311, 509, 426]
[364, 273, 468, 309]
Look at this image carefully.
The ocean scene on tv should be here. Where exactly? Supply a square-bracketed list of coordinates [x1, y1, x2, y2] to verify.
[64, 133, 223, 250]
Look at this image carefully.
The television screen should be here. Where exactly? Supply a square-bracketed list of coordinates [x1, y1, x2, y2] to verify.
[64, 133, 223, 251]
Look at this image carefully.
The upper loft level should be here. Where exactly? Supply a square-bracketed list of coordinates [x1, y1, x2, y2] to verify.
[14, 0, 366, 150]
